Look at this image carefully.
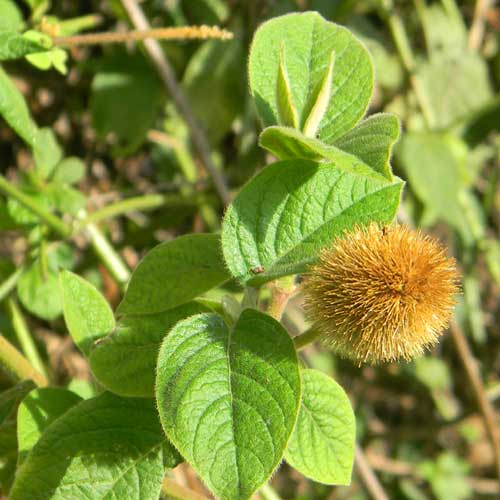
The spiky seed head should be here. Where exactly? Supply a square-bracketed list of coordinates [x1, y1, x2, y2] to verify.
[302, 224, 460, 364]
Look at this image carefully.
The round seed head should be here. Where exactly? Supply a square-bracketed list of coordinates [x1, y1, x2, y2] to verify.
[302, 224, 460, 364]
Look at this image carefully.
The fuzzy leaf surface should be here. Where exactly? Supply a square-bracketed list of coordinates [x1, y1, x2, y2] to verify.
[222, 159, 403, 284]
[60, 270, 115, 356]
[249, 12, 373, 142]
[0, 30, 51, 61]
[90, 301, 210, 397]
[259, 113, 399, 180]
[285, 369, 355, 485]
[156, 310, 301, 500]
[17, 388, 82, 466]
[10, 392, 180, 500]
[117, 233, 230, 316]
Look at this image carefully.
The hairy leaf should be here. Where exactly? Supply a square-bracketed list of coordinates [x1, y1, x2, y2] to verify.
[249, 12, 373, 142]
[17, 388, 82, 466]
[90, 302, 210, 397]
[222, 159, 403, 284]
[156, 310, 301, 500]
[60, 270, 115, 356]
[117, 233, 230, 316]
[285, 369, 355, 485]
[10, 392, 180, 500]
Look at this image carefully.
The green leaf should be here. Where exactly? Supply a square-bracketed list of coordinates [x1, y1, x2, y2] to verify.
[156, 309, 301, 500]
[33, 127, 63, 179]
[60, 270, 115, 356]
[25, 47, 68, 75]
[0, 1, 24, 31]
[183, 39, 245, 144]
[222, 159, 403, 284]
[117, 233, 230, 316]
[302, 50, 335, 137]
[90, 301, 210, 397]
[51, 156, 86, 184]
[396, 132, 467, 232]
[0, 65, 38, 146]
[285, 369, 355, 485]
[90, 51, 164, 155]
[276, 44, 299, 128]
[417, 52, 492, 129]
[7, 191, 52, 225]
[17, 388, 82, 466]
[17, 260, 62, 320]
[0, 30, 51, 61]
[0, 420, 17, 494]
[333, 113, 400, 180]
[260, 113, 399, 180]
[249, 12, 373, 142]
[10, 392, 180, 500]
[50, 184, 86, 215]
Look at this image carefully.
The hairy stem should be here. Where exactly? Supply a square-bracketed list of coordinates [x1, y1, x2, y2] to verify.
[468, 0, 492, 50]
[259, 483, 283, 500]
[0, 174, 71, 237]
[0, 334, 47, 387]
[293, 327, 322, 350]
[6, 298, 48, 380]
[53, 25, 233, 46]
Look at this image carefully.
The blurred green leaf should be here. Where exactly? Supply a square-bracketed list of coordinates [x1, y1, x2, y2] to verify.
[51, 157, 86, 184]
[0, 1, 24, 31]
[17, 259, 62, 320]
[90, 51, 164, 155]
[0, 29, 51, 61]
[183, 39, 245, 144]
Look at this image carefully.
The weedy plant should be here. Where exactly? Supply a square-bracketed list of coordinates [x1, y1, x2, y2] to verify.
[0, 9, 461, 500]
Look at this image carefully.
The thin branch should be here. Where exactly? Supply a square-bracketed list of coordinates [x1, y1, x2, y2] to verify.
[293, 327, 322, 350]
[468, 0, 492, 50]
[53, 25, 233, 46]
[0, 335, 47, 387]
[0, 266, 25, 303]
[6, 298, 49, 380]
[0, 174, 72, 238]
[120, 0, 232, 205]
[449, 321, 500, 479]
[355, 444, 390, 500]
[162, 478, 209, 500]
[267, 278, 296, 321]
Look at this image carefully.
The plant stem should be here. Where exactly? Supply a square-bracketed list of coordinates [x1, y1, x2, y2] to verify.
[6, 298, 48, 381]
[293, 327, 323, 350]
[267, 277, 296, 321]
[468, 0, 492, 50]
[0, 174, 71, 238]
[355, 444, 390, 500]
[449, 321, 500, 479]
[162, 478, 209, 500]
[379, 0, 436, 129]
[85, 222, 130, 287]
[121, 0, 232, 205]
[259, 483, 283, 500]
[53, 25, 233, 47]
[0, 266, 25, 303]
[83, 193, 212, 225]
[0, 334, 47, 387]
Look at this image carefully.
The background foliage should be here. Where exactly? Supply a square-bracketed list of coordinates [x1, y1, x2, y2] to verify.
[0, 1, 499, 499]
